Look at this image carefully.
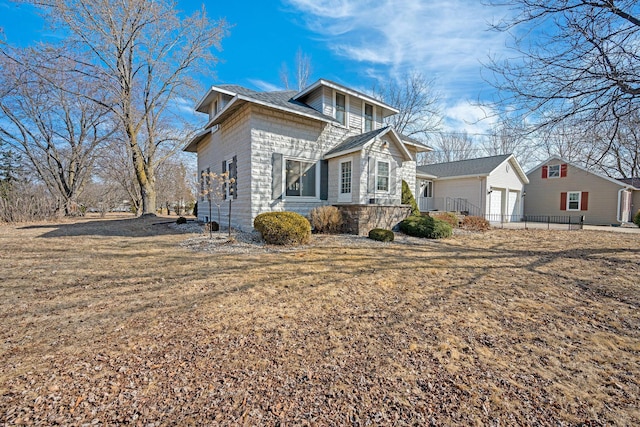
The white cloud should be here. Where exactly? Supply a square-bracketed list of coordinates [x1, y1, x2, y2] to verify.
[247, 79, 284, 92]
[284, 0, 512, 127]
[443, 102, 497, 136]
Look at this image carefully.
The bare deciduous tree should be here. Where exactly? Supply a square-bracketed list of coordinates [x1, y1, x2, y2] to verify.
[280, 48, 313, 91]
[12, 0, 228, 215]
[0, 51, 115, 216]
[486, 1, 640, 148]
[373, 72, 442, 141]
[424, 131, 478, 164]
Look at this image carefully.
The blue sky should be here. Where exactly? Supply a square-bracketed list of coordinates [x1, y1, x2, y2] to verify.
[0, 0, 512, 134]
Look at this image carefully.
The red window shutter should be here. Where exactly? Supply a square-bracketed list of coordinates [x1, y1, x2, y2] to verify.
[560, 164, 568, 177]
[542, 165, 548, 179]
[560, 192, 567, 210]
[581, 192, 589, 211]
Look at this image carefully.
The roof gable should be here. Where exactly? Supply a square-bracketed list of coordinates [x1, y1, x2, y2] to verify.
[293, 79, 399, 118]
[417, 154, 529, 183]
[528, 156, 638, 189]
[324, 126, 412, 161]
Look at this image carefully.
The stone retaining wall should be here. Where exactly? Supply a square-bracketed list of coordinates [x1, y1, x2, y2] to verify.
[337, 204, 411, 236]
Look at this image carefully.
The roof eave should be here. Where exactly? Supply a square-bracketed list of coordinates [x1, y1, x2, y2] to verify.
[183, 128, 211, 152]
[293, 78, 399, 116]
[194, 86, 239, 113]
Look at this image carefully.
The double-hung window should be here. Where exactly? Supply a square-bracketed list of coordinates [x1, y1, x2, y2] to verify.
[567, 191, 580, 210]
[335, 92, 346, 126]
[364, 103, 374, 132]
[548, 164, 560, 178]
[286, 159, 316, 197]
[376, 161, 389, 192]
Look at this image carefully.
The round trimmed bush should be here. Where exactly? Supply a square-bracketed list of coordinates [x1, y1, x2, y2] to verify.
[176, 216, 187, 224]
[399, 215, 452, 239]
[254, 211, 312, 245]
[368, 228, 394, 242]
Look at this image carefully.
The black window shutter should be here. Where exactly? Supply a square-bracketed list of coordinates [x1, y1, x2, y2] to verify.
[222, 161, 227, 200]
[320, 160, 329, 200]
[231, 155, 238, 199]
[272, 153, 283, 200]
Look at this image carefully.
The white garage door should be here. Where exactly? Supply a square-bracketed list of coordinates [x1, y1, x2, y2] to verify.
[507, 191, 519, 222]
[489, 189, 503, 222]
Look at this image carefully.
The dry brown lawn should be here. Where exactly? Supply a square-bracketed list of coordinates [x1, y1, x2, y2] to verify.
[1, 215, 639, 426]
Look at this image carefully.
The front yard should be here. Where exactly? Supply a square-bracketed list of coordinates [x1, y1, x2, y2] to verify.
[1, 215, 639, 425]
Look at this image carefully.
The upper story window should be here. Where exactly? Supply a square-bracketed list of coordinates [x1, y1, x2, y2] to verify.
[335, 92, 346, 126]
[548, 164, 560, 178]
[364, 103, 374, 132]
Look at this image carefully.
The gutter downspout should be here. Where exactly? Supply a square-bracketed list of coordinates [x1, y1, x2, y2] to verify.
[617, 187, 632, 224]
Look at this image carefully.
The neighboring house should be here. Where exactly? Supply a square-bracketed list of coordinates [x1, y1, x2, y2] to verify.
[184, 79, 431, 231]
[525, 156, 639, 225]
[416, 154, 529, 222]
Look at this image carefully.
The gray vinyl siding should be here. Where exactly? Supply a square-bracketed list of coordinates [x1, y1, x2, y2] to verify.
[349, 99, 362, 131]
[322, 86, 334, 117]
[525, 161, 626, 225]
[305, 87, 323, 113]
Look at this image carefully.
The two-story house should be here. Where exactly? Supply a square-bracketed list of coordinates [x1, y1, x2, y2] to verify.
[184, 79, 432, 231]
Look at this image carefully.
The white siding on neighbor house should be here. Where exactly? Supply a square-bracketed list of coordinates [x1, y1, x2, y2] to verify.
[525, 161, 627, 225]
[375, 106, 384, 129]
[434, 177, 486, 213]
[486, 158, 526, 219]
[197, 104, 252, 229]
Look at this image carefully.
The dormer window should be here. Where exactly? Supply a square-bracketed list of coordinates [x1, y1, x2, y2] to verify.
[335, 92, 346, 126]
[364, 103, 374, 132]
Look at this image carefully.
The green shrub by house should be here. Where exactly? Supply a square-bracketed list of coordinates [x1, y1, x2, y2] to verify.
[176, 216, 187, 224]
[634, 209, 640, 227]
[401, 180, 420, 216]
[368, 228, 394, 242]
[399, 215, 452, 239]
[309, 205, 343, 233]
[254, 211, 311, 245]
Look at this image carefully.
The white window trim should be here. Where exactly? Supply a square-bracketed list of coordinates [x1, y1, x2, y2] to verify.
[567, 191, 581, 211]
[548, 164, 560, 178]
[334, 90, 349, 128]
[362, 101, 376, 132]
[375, 159, 390, 193]
[338, 157, 353, 202]
[282, 157, 320, 200]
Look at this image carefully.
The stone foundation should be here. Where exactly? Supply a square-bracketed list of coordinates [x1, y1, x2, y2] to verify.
[337, 204, 412, 236]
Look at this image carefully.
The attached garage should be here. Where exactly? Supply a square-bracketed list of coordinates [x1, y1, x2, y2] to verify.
[489, 189, 503, 221]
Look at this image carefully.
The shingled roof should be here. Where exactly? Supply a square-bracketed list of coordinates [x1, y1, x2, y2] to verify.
[417, 154, 513, 178]
[324, 127, 390, 158]
[201, 84, 338, 126]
